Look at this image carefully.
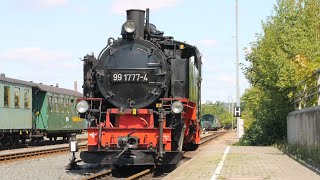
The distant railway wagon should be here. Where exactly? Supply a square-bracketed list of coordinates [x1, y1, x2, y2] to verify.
[201, 114, 220, 131]
[0, 75, 86, 145]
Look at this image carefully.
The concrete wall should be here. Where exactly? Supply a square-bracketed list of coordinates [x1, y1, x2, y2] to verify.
[287, 106, 320, 145]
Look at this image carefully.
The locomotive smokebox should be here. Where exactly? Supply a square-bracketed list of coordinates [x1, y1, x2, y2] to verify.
[126, 9, 145, 38]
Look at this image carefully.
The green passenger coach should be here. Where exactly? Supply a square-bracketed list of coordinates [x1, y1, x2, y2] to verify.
[0, 74, 86, 145]
[0, 77, 33, 132]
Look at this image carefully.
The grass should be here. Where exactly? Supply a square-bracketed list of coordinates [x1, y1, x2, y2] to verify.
[275, 141, 320, 171]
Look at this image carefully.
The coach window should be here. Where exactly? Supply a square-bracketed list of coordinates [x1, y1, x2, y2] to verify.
[4, 86, 10, 107]
[24, 89, 30, 108]
[55, 97, 59, 112]
[66, 98, 70, 113]
[70, 99, 74, 113]
[48, 96, 53, 112]
[60, 98, 64, 113]
[14, 87, 20, 108]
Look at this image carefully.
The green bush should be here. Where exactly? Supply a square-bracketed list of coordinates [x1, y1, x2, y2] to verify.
[240, 0, 320, 145]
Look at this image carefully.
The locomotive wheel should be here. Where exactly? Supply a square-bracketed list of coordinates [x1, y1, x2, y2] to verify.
[21, 138, 26, 144]
[12, 136, 19, 145]
[4, 137, 12, 146]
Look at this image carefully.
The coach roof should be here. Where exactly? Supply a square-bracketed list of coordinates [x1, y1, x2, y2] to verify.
[0, 76, 82, 97]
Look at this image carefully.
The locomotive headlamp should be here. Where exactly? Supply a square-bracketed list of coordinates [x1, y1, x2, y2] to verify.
[171, 101, 184, 114]
[76, 100, 89, 113]
[123, 20, 136, 34]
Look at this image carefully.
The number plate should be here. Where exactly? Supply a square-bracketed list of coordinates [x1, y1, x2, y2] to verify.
[72, 117, 83, 122]
[110, 73, 149, 82]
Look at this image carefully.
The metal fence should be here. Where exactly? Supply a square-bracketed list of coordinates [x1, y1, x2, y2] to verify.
[293, 68, 320, 110]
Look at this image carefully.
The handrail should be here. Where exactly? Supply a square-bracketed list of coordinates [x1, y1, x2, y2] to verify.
[293, 68, 320, 110]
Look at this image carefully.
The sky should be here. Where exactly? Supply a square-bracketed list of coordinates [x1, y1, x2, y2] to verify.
[0, 0, 277, 103]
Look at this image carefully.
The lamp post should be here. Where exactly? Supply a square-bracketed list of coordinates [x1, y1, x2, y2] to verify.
[235, 0, 240, 134]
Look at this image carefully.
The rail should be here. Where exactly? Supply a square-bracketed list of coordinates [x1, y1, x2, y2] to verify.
[293, 68, 320, 110]
[0, 144, 87, 162]
[82, 169, 112, 180]
[200, 131, 227, 144]
[126, 168, 152, 180]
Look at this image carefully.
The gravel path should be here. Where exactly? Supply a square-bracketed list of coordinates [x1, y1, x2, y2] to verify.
[0, 151, 96, 180]
[0, 145, 109, 180]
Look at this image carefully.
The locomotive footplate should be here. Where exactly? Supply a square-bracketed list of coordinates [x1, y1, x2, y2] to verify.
[80, 150, 182, 166]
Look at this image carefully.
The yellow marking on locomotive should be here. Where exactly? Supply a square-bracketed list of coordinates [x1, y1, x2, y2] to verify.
[179, 44, 185, 49]
[132, 109, 137, 115]
[72, 117, 82, 122]
[156, 103, 162, 108]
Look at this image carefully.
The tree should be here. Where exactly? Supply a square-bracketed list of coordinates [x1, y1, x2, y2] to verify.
[201, 101, 232, 127]
[240, 0, 320, 145]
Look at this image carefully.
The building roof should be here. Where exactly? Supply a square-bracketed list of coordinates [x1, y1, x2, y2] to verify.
[0, 75, 82, 97]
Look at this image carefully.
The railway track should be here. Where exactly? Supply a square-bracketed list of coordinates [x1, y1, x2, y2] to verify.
[0, 137, 88, 151]
[82, 169, 113, 180]
[82, 168, 153, 180]
[200, 131, 227, 144]
[126, 168, 153, 180]
[81, 131, 228, 180]
[0, 144, 87, 163]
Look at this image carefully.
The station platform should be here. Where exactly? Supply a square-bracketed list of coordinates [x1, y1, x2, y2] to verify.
[163, 132, 320, 180]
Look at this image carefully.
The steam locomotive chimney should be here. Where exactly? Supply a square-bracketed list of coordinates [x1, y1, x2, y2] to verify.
[126, 9, 145, 38]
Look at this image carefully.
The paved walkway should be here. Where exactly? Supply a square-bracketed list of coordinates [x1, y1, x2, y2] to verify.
[163, 132, 320, 180]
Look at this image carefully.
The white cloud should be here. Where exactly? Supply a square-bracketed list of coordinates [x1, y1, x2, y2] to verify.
[0, 47, 83, 92]
[0, 47, 71, 63]
[111, 0, 181, 15]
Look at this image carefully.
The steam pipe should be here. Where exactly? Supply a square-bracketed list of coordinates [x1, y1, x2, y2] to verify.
[98, 125, 104, 150]
[158, 110, 165, 159]
[146, 8, 150, 32]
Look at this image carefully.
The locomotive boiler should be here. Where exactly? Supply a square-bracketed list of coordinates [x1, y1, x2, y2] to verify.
[75, 9, 202, 167]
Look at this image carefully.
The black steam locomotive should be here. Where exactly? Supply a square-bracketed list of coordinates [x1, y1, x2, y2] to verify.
[75, 9, 202, 167]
